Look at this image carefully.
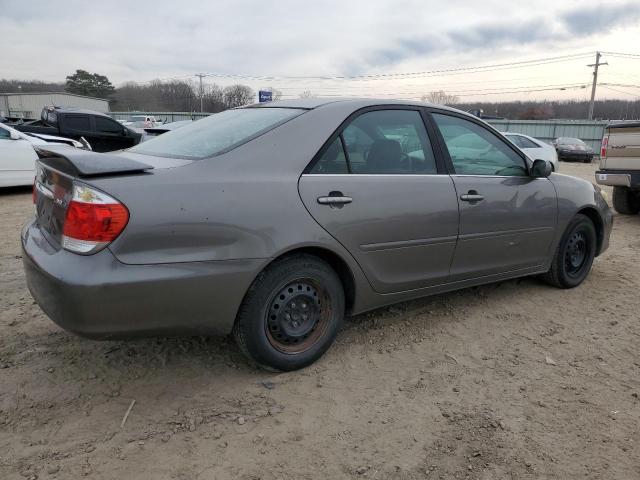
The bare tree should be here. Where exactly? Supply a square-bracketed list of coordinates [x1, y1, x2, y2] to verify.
[299, 90, 315, 98]
[203, 84, 225, 112]
[223, 84, 255, 109]
[421, 90, 459, 105]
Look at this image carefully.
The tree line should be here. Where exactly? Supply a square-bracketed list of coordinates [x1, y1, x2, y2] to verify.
[1, 73, 639, 120]
[453, 99, 640, 121]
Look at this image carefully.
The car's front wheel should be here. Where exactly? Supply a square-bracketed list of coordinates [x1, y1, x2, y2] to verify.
[542, 214, 597, 289]
[233, 254, 345, 371]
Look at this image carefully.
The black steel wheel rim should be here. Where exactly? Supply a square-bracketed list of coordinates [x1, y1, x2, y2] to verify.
[564, 229, 590, 277]
[265, 279, 332, 354]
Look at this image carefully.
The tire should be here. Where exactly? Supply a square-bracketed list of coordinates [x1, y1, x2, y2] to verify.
[612, 186, 640, 215]
[542, 214, 597, 289]
[233, 254, 345, 371]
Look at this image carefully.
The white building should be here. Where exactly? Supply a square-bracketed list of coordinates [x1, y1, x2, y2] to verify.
[0, 92, 109, 119]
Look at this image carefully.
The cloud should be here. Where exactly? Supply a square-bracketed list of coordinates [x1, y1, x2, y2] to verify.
[356, 1, 640, 72]
[0, 0, 639, 91]
[562, 1, 640, 34]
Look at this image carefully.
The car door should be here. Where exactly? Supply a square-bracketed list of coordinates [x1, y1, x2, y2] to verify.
[60, 114, 92, 144]
[0, 128, 37, 187]
[429, 111, 557, 281]
[298, 107, 459, 294]
[93, 116, 136, 151]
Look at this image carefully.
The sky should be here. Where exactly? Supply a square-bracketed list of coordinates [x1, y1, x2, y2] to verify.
[2, 0, 640, 102]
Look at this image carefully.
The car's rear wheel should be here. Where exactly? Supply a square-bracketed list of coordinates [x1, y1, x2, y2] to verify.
[233, 254, 344, 371]
[612, 186, 640, 215]
[542, 214, 597, 289]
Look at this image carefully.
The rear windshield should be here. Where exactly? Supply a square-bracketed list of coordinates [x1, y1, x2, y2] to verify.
[129, 108, 304, 159]
[557, 137, 585, 145]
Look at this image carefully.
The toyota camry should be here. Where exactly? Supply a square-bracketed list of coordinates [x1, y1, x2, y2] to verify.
[23, 99, 613, 371]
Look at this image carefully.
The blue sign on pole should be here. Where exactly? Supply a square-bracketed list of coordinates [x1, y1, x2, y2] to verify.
[258, 90, 273, 103]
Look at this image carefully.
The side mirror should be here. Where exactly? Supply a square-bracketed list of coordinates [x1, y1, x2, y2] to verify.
[531, 159, 553, 178]
[10, 130, 21, 140]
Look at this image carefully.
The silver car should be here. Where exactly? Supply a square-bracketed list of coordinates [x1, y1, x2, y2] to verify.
[23, 99, 613, 371]
[504, 132, 559, 171]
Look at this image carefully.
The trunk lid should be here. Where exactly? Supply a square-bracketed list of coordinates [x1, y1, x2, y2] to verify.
[33, 146, 155, 250]
[601, 122, 640, 170]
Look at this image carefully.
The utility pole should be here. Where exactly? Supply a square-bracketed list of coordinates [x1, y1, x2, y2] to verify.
[587, 52, 608, 120]
[195, 73, 206, 112]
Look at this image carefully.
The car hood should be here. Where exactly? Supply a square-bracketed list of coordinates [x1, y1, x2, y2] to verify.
[25, 132, 83, 147]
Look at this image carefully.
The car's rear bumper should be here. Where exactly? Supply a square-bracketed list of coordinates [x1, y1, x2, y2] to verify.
[595, 170, 640, 188]
[22, 220, 264, 339]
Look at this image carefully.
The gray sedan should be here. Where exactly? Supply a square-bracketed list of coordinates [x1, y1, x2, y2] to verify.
[23, 99, 613, 371]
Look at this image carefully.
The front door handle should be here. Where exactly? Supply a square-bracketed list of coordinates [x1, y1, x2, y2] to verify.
[460, 190, 484, 202]
[317, 195, 353, 206]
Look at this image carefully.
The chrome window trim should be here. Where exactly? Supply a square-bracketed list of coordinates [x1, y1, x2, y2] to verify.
[301, 173, 444, 177]
[450, 174, 541, 179]
[301, 173, 545, 179]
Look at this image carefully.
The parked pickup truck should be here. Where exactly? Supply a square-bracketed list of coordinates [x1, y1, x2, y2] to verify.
[7, 106, 142, 153]
[596, 122, 640, 215]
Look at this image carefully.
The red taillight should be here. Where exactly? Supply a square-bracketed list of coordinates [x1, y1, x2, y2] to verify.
[62, 184, 129, 254]
[601, 135, 608, 158]
[63, 201, 129, 242]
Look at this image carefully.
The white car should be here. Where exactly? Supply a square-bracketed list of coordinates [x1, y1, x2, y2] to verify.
[0, 122, 88, 187]
[504, 132, 559, 171]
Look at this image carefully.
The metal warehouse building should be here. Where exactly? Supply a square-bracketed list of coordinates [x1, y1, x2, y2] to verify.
[0, 92, 109, 119]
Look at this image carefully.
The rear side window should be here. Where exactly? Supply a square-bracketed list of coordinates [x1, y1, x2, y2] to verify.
[341, 110, 437, 174]
[309, 109, 437, 175]
[130, 108, 304, 159]
[311, 137, 349, 174]
[95, 117, 123, 134]
[64, 116, 90, 131]
[514, 135, 539, 149]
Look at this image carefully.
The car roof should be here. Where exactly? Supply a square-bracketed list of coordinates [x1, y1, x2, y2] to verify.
[46, 106, 111, 118]
[247, 97, 458, 112]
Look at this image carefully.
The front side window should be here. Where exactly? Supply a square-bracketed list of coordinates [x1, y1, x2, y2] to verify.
[130, 108, 304, 159]
[0, 127, 10, 139]
[342, 110, 437, 174]
[432, 113, 527, 176]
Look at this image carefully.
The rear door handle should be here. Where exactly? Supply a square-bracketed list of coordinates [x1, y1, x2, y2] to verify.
[317, 195, 353, 205]
[460, 190, 484, 202]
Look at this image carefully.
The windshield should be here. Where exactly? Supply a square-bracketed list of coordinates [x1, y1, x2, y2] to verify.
[129, 108, 304, 159]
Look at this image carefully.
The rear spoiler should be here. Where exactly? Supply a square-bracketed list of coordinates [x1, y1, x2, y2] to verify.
[35, 145, 153, 178]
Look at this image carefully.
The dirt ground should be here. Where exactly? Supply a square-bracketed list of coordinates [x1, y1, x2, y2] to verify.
[1, 161, 639, 480]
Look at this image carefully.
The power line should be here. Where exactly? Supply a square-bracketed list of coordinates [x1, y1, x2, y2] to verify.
[600, 51, 640, 60]
[601, 86, 640, 98]
[275, 83, 591, 101]
[197, 52, 595, 82]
